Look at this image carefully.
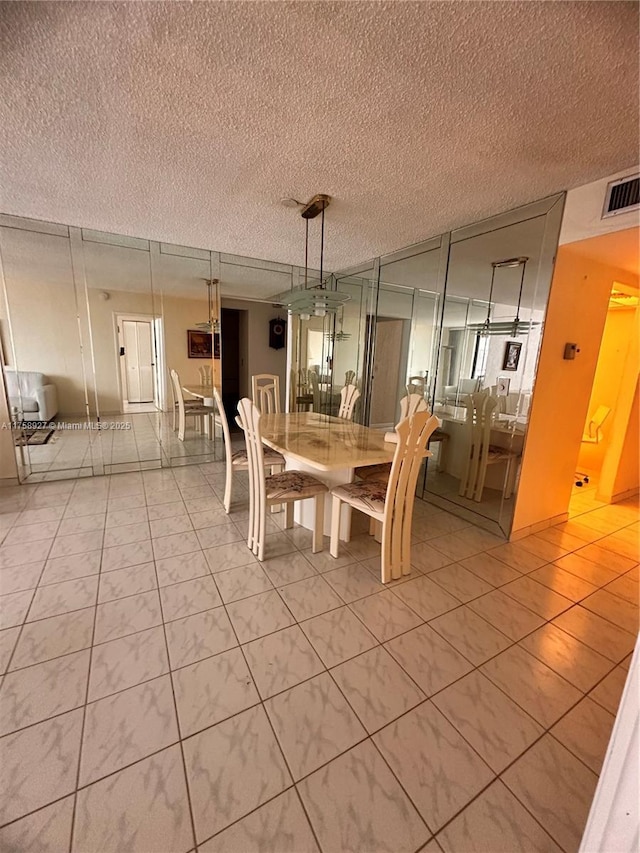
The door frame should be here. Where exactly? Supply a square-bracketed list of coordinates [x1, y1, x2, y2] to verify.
[114, 312, 160, 412]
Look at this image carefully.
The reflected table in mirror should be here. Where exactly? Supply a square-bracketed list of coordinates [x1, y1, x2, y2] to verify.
[260, 412, 398, 540]
[182, 384, 216, 438]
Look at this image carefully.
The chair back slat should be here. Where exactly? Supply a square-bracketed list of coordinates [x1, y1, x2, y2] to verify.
[338, 384, 361, 420]
[251, 374, 281, 414]
[460, 392, 498, 499]
[399, 393, 428, 419]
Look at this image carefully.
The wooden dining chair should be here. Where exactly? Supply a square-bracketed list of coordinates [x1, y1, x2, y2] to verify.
[458, 391, 519, 501]
[170, 369, 215, 441]
[251, 374, 281, 414]
[237, 397, 327, 560]
[329, 411, 440, 583]
[356, 393, 428, 483]
[168, 367, 204, 431]
[213, 388, 285, 513]
[337, 384, 360, 420]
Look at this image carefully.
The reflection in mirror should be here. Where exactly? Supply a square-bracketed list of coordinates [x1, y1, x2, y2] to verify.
[424, 207, 560, 534]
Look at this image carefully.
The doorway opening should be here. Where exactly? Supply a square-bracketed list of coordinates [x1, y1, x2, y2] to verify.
[116, 314, 159, 414]
[221, 308, 247, 430]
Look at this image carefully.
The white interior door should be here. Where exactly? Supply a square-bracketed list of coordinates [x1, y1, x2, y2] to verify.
[123, 320, 154, 403]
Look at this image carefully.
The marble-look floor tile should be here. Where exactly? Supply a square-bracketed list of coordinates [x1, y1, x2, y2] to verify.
[429, 563, 494, 602]
[0, 649, 90, 735]
[88, 625, 169, 701]
[196, 522, 243, 549]
[244, 625, 324, 699]
[349, 589, 423, 642]
[0, 626, 19, 673]
[528, 564, 598, 602]
[576, 542, 637, 574]
[10, 607, 94, 670]
[103, 521, 150, 548]
[0, 795, 75, 853]
[0, 708, 83, 825]
[301, 606, 377, 668]
[152, 530, 201, 560]
[0, 539, 53, 569]
[410, 541, 457, 573]
[48, 530, 103, 559]
[4, 520, 60, 544]
[519, 622, 613, 693]
[203, 541, 257, 573]
[502, 735, 598, 853]
[430, 605, 512, 666]
[16, 507, 64, 526]
[184, 704, 291, 843]
[552, 605, 636, 662]
[553, 552, 620, 587]
[437, 779, 562, 853]
[385, 622, 473, 696]
[581, 588, 639, 635]
[94, 588, 162, 643]
[101, 540, 154, 572]
[430, 528, 504, 562]
[165, 606, 237, 670]
[227, 590, 295, 644]
[80, 674, 178, 785]
[147, 501, 187, 521]
[261, 551, 317, 587]
[374, 700, 494, 832]
[501, 575, 573, 619]
[155, 550, 210, 587]
[0, 561, 44, 595]
[0, 588, 34, 629]
[97, 561, 157, 602]
[145, 487, 182, 506]
[433, 670, 543, 773]
[27, 575, 98, 621]
[73, 744, 194, 853]
[149, 514, 193, 539]
[458, 551, 521, 587]
[214, 563, 274, 603]
[589, 665, 629, 716]
[189, 507, 229, 529]
[173, 647, 259, 737]
[266, 672, 366, 779]
[298, 740, 429, 853]
[605, 571, 639, 604]
[106, 506, 149, 528]
[301, 546, 356, 574]
[279, 574, 343, 621]
[468, 589, 545, 640]
[489, 542, 547, 573]
[551, 696, 615, 773]
[199, 788, 319, 853]
[332, 646, 425, 733]
[323, 562, 384, 603]
[480, 644, 582, 727]
[392, 576, 461, 621]
[39, 550, 101, 585]
[159, 575, 222, 621]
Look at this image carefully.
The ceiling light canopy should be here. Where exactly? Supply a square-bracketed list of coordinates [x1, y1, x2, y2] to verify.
[271, 193, 351, 320]
[467, 256, 540, 337]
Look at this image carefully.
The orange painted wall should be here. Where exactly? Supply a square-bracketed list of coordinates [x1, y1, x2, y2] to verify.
[512, 245, 638, 534]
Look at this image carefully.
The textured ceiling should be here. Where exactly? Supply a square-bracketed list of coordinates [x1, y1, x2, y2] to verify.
[0, 1, 638, 270]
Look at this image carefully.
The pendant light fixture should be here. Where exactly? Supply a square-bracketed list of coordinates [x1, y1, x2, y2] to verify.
[271, 194, 351, 319]
[195, 278, 220, 334]
[467, 257, 540, 336]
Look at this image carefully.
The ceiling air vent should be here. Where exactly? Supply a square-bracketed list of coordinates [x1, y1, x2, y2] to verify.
[602, 174, 639, 219]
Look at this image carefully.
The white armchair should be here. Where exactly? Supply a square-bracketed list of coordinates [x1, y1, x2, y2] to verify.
[4, 370, 59, 422]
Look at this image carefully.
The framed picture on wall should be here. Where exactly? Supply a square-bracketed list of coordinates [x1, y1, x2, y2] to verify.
[187, 330, 212, 359]
[502, 341, 522, 371]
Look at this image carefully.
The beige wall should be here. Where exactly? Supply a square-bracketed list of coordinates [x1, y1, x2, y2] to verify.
[512, 246, 639, 534]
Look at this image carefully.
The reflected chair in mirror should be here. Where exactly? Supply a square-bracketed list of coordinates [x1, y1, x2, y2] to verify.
[344, 370, 356, 386]
[168, 367, 204, 431]
[459, 392, 519, 502]
[581, 405, 611, 444]
[213, 387, 284, 513]
[251, 374, 281, 414]
[198, 364, 213, 385]
[329, 411, 440, 583]
[295, 368, 314, 412]
[170, 369, 215, 441]
[337, 384, 360, 420]
[237, 397, 327, 560]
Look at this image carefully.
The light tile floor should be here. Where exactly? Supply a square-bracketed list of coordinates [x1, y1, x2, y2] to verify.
[0, 464, 637, 853]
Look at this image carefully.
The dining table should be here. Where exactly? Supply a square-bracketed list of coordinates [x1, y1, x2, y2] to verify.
[259, 411, 407, 540]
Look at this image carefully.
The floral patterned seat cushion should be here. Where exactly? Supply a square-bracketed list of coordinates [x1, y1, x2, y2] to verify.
[331, 481, 388, 514]
[487, 445, 518, 461]
[231, 448, 285, 468]
[356, 463, 391, 483]
[265, 471, 328, 500]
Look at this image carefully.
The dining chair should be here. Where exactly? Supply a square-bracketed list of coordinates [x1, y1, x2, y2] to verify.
[329, 410, 440, 583]
[251, 374, 281, 414]
[295, 368, 315, 411]
[344, 370, 356, 386]
[213, 387, 285, 513]
[168, 367, 204, 431]
[356, 393, 428, 482]
[237, 397, 327, 560]
[458, 391, 519, 502]
[337, 384, 360, 420]
[198, 364, 213, 385]
[170, 369, 215, 441]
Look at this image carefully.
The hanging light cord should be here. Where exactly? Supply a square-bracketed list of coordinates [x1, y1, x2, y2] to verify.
[319, 204, 325, 286]
[514, 260, 527, 324]
[304, 219, 309, 290]
[484, 266, 497, 326]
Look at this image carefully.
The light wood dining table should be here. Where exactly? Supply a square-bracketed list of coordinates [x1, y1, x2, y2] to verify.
[259, 412, 401, 540]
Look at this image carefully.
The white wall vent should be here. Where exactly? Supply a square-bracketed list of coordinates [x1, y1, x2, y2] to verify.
[602, 173, 639, 219]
